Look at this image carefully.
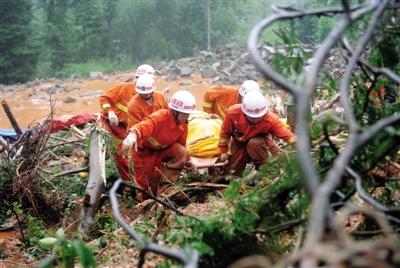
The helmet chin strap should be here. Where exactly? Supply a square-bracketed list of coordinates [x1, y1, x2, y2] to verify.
[139, 92, 153, 104]
[172, 110, 189, 124]
[172, 110, 181, 124]
[237, 93, 243, 104]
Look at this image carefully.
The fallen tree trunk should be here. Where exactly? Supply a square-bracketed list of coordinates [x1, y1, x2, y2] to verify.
[78, 129, 106, 234]
[1, 100, 23, 137]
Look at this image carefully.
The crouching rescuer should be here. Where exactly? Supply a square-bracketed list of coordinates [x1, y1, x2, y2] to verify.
[122, 90, 197, 201]
[218, 91, 297, 178]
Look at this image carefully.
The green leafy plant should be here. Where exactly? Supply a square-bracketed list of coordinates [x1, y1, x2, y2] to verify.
[165, 154, 309, 267]
[38, 228, 97, 268]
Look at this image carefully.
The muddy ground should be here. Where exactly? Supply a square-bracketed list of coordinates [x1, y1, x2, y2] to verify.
[0, 72, 251, 130]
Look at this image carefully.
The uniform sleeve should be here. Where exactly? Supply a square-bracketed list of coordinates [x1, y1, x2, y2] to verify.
[99, 94, 113, 115]
[99, 84, 124, 115]
[218, 114, 234, 153]
[267, 114, 297, 146]
[202, 90, 214, 114]
[130, 116, 156, 139]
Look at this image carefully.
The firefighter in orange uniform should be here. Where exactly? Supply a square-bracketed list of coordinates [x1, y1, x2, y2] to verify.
[219, 91, 297, 177]
[122, 90, 197, 201]
[98, 64, 155, 182]
[202, 80, 260, 119]
[127, 74, 169, 128]
[203, 80, 281, 155]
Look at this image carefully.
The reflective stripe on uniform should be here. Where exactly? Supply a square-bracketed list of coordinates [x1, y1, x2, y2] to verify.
[219, 137, 229, 145]
[115, 102, 128, 113]
[202, 101, 213, 108]
[289, 136, 297, 144]
[147, 136, 168, 148]
[102, 103, 111, 110]
[216, 103, 226, 118]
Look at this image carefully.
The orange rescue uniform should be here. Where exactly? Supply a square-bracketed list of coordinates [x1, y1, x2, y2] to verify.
[98, 82, 137, 181]
[202, 85, 239, 118]
[203, 84, 280, 155]
[127, 91, 169, 129]
[129, 109, 189, 199]
[219, 104, 297, 176]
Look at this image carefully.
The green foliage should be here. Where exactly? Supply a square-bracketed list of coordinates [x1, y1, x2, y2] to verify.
[0, 160, 13, 224]
[296, 1, 337, 44]
[166, 154, 309, 267]
[90, 212, 117, 239]
[38, 228, 97, 268]
[8, 202, 23, 216]
[56, 59, 116, 79]
[3, 0, 296, 82]
[21, 215, 48, 259]
[314, 16, 335, 44]
[0, 248, 8, 259]
[0, 0, 40, 84]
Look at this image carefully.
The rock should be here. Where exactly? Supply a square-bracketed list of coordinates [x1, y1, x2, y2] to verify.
[63, 96, 76, 103]
[180, 67, 192, 76]
[89, 72, 103, 79]
[201, 68, 216, 78]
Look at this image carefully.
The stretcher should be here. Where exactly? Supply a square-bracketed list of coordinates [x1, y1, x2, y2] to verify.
[189, 157, 228, 169]
[186, 111, 290, 171]
[186, 111, 229, 170]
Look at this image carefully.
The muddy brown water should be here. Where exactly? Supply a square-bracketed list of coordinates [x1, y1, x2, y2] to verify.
[1, 73, 235, 129]
[0, 229, 15, 239]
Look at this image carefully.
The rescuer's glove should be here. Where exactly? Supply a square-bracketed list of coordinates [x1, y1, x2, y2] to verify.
[276, 103, 285, 117]
[122, 133, 138, 155]
[184, 159, 197, 172]
[220, 153, 229, 162]
[108, 111, 119, 126]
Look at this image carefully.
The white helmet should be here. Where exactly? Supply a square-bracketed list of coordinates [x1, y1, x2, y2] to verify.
[135, 74, 156, 94]
[241, 91, 267, 118]
[135, 64, 155, 78]
[239, 80, 260, 97]
[169, 90, 197, 114]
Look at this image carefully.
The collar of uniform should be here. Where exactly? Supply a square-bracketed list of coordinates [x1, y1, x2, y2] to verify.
[167, 108, 185, 130]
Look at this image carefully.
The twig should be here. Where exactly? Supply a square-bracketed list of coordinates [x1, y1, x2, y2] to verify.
[155, 167, 192, 203]
[151, 212, 170, 241]
[37, 171, 57, 190]
[183, 182, 229, 188]
[45, 140, 86, 150]
[71, 125, 86, 139]
[387, 160, 400, 171]
[50, 167, 88, 180]
[49, 134, 86, 145]
[3, 200, 26, 246]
